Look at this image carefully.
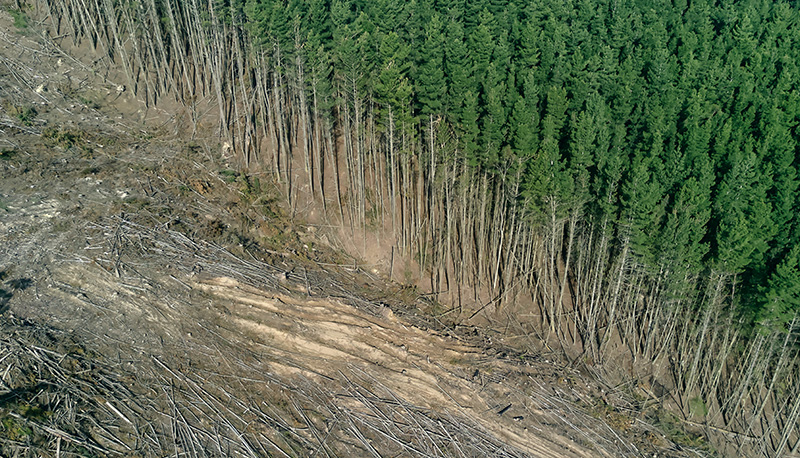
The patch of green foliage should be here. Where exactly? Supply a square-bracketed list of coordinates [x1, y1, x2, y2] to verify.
[78, 95, 100, 109]
[9, 9, 28, 29]
[689, 397, 709, 418]
[18, 403, 50, 422]
[238, 174, 258, 197]
[655, 410, 715, 453]
[219, 168, 239, 183]
[0, 416, 33, 441]
[42, 127, 83, 149]
[0, 398, 54, 452]
[2, 102, 36, 126]
[0, 148, 17, 160]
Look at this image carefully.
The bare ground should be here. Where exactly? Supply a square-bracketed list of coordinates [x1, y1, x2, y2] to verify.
[0, 8, 709, 458]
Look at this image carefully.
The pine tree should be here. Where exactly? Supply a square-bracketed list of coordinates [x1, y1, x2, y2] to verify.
[509, 69, 540, 159]
[466, 9, 495, 85]
[443, 19, 475, 124]
[521, 85, 569, 221]
[759, 244, 800, 333]
[713, 144, 774, 276]
[760, 105, 798, 260]
[375, 31, 412, 114]
[620, 144, 666, 269]
[480, 63, 507, 170]
[415, 13, 446, 116]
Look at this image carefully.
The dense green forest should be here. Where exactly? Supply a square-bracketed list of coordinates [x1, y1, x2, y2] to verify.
[43, 0, 800, 454]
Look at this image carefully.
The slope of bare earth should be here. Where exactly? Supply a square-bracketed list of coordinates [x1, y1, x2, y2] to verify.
[0, 9, 709, 458]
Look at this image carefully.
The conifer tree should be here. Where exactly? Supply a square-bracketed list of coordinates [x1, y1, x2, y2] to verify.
[415, 14, 446, 116]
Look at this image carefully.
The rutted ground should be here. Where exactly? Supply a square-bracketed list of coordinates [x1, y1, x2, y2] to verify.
[0, 9, 698, 457]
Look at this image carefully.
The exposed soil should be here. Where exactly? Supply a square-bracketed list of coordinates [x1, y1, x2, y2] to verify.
[0, 8, 709, 458]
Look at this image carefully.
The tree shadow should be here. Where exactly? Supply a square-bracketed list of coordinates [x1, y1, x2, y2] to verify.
[7, 278, 32, 291]
[0, 288, 10, 314]
[0, 269, 33, 313]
